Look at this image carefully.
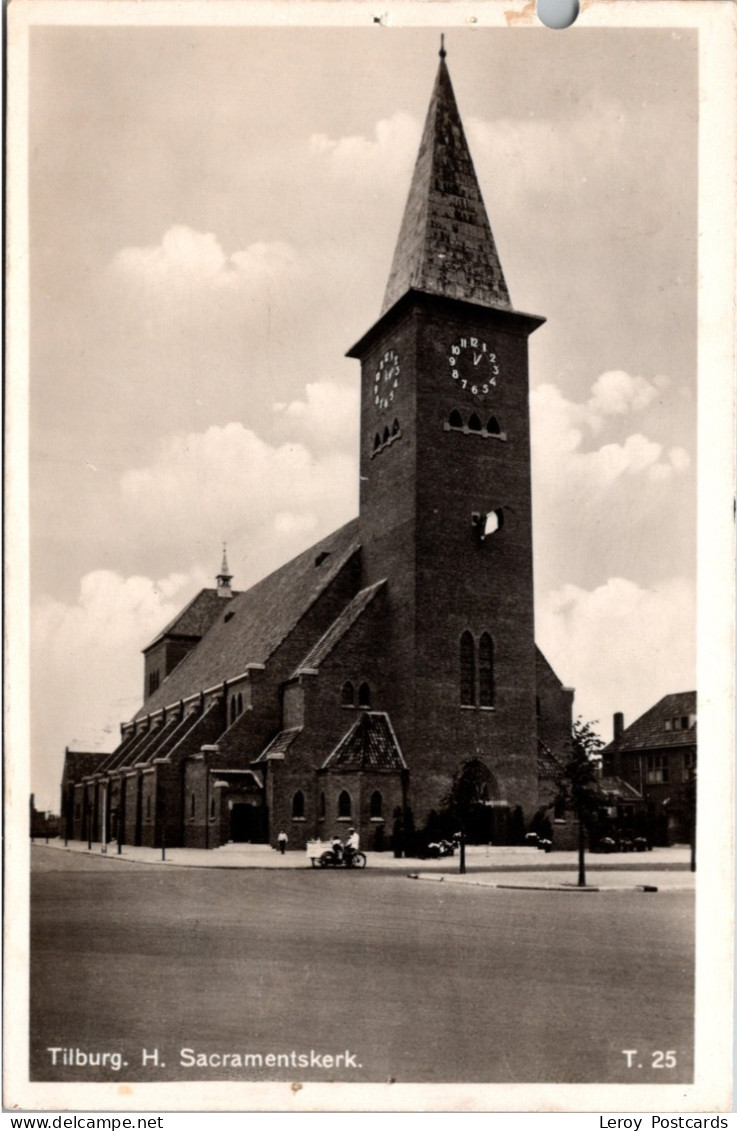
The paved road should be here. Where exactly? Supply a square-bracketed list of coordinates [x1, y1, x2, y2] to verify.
[30, 849, 694, 1085]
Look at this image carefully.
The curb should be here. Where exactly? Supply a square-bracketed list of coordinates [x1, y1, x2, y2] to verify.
[406, 873, 668, 893]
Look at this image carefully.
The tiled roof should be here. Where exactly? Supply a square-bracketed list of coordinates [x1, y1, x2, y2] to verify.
[537, 739, 563, 780]
[254, 728, 303, 763]
[599, 776, 643, 802]
[322, 712, 406, 772]
[382, 54, 511, 315]
[133, 520, 360, 721]
[292, 580, 386, 676]
[144, 589, 239, 651]
[603, 692, 697, 754]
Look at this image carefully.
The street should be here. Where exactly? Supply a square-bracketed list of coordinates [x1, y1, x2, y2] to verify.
[30, 849, 694, 1084]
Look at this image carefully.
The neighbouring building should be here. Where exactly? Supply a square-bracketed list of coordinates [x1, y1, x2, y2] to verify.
[601, 691, 697, 845]
[62, 43, 576, 852]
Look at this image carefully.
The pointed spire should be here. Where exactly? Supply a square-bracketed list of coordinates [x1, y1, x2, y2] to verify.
[216, 542, 233, 598]
[381, 43, 512, 315]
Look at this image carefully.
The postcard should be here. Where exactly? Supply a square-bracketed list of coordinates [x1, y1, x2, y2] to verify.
[5, 0, 735, 1115]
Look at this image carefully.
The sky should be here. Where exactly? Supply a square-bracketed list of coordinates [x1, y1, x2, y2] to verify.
[26, 24, 698, 810]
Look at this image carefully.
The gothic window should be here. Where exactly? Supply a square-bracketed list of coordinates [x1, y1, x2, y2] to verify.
[358, 681, 371, 708]
[487, 416, 501, 435]
[449, 409, 463, 429]
[468, 412, 482, 432]
[392, 418, 400, 435]
[374, 434, 381, 451]
[383, 426, 390, 443]
[460, 631, 475, 706]
[209, 796, 216, 820]
[370, 790, 383, 819]
[318, 791, 326, 821]
[479, 633, 495, 708]
[341, 681, 355, 706]
[230, 698, 237, 725]
[292, 791, 305, 819]
[189, 792, 196, 818]
[237, 693, 243, 716]
[338, 790, 352, 819]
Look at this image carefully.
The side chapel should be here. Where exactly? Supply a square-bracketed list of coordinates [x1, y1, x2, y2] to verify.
[62, 43, 574, 850]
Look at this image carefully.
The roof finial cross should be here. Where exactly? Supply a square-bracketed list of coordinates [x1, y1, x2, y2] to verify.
[439, 33, 446, 60]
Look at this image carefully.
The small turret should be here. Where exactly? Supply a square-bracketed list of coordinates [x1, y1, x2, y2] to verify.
[216, 543, 233, 598]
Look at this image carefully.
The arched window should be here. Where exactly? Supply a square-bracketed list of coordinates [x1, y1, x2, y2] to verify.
[318, 791, 326, 821]
[449, 409, 463, 429]
[479, 633, 495, 708]
[237, 692, 243, 716]
[468, 412, 482, 432]
[460, 631, 475, 706]
[382, 426, 390, 443]
[358, 681, 371, 708]
[392, 418, 400, 435]
[189, 792, 196, 818]
[292, 791, 305, 819]
[209, 796, 216, 820]
[374, 434, 381, 450]
[230, 697, 237, 725]
[487, 415, 501, 435]
[370, 790, 383, 819]
[338, 790, 352, 819]
[341, 681, 355, 706]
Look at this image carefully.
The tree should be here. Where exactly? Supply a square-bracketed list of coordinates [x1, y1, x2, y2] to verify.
[551, 718, 605, 886]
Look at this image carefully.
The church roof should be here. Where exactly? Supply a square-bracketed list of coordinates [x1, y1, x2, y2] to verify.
[133, 519, 360, 720]
[381, 46, 512, 315]
[254, 728, 303, 763]
[143, 588, 238, 652]
[322, 711, 407, 772]
[292, 579, 386, 676]
[603, 691, 697, 754]
[537, 738, 564, 780]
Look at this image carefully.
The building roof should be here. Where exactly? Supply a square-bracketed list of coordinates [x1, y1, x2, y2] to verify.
[604, 691, 697, 753]
[599, 776, 643, 803]
[254, 728, 303, 763]
[322, 711, 407, 772]
[381, 48, 511, 316]
[133, 520, 360, 720]
[143, 588, 238, 652]
[292, 580, 386, 676]
[537, 739, 564, 780]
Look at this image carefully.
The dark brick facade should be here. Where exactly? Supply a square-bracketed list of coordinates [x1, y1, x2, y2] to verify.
[61, 48, 574, 852]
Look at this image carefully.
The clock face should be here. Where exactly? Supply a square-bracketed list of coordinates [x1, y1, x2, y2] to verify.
[447, 336, 500, 396]
[373, 348, 401, 411]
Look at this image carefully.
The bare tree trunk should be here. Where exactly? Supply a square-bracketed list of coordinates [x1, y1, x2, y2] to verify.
[578, 817, 586, 887]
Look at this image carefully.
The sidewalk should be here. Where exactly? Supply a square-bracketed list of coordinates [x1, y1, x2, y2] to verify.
[32, 838, 695, 890]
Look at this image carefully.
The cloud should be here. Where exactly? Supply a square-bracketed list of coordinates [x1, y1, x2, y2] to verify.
[310, 112, 420, 183]
[273, 381, 359, 451]
[536, 575, 696, 743]
[530, 371, 694, 593]
[31, 568, 205, 806]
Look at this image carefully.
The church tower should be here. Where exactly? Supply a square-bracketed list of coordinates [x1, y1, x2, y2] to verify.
[348, 42, 546, 830]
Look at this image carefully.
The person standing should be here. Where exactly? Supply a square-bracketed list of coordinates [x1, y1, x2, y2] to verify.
[277, 830, 288, 855]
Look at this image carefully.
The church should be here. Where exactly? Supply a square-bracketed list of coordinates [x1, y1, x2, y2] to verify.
[62, 43, 575, 852]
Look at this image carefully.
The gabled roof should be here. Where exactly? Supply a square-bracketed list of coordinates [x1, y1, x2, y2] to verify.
[381, 48, 512, 315]
[322, 711, 406, 772]
[603, 692, 697, 753]
[133, 520, 360, 720]
[143, 588, 239, 652]
[292, 580, 386, 677]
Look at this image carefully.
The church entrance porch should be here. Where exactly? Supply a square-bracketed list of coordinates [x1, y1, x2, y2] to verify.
[212, 770, 268, 846]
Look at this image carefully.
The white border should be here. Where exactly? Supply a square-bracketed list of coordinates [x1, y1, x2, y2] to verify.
[5, 0, 735, 1113]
